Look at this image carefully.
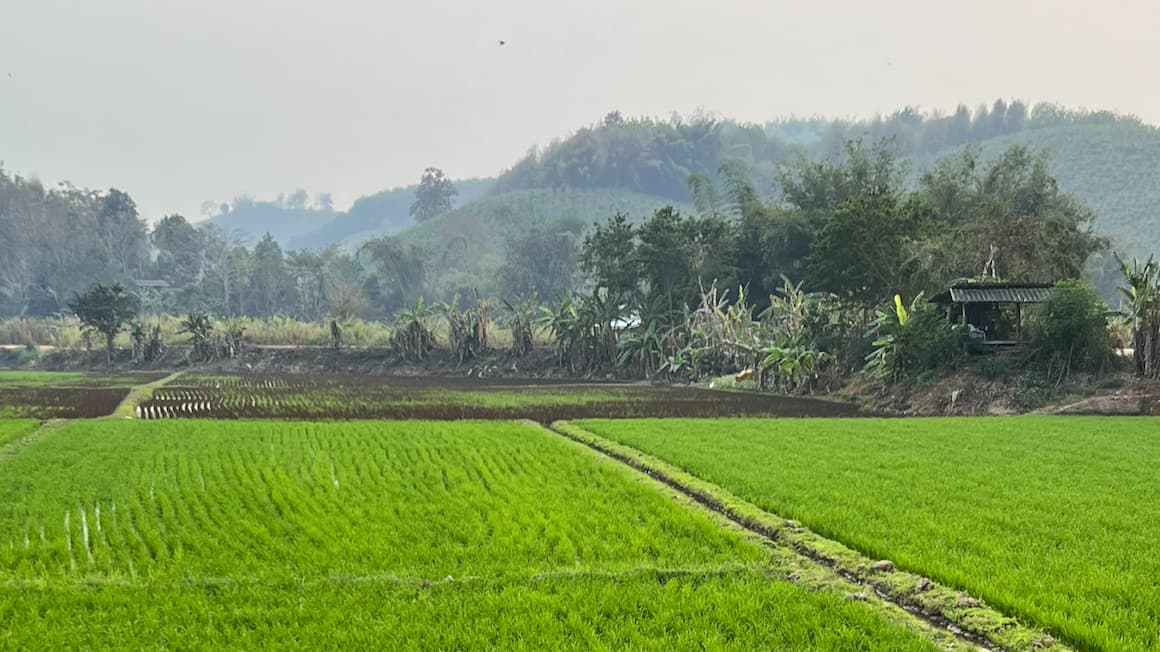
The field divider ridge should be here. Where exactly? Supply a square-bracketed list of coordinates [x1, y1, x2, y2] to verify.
[548, 420, 1069, 652]
[106, 371, 186, 419]
[523, 421, 976, 652]
[0, 419, 70, 465]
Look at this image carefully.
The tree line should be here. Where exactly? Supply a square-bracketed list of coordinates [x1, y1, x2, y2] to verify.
[8, 133, 1159, 391]
[0, 139, 1118, 327]
[490, 100, 1148, 204]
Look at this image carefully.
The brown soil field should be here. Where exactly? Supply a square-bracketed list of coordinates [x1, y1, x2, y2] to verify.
[0, 387, 130, 419]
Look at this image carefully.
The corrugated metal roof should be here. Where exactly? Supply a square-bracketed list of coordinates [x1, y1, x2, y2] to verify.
[948, 286, 1050, 303]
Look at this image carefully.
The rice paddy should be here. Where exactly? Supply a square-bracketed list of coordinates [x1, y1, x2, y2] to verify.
[0, 370, 168, 388]
[576, 416, 1160, 652]
[0, 371, 167, 419]
[0, 420, 37, 448]
[136, 373, 860, 420]
[0, 418, 938, 650]
[5, 369, 1154, 649]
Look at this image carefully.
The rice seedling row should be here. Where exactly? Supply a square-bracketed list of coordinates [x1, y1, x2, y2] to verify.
[2, 571, 943, 651]
[0, 420, 772, 580]
[0, 419, 939, 650]
[576, 416, 1160, 652]
[137, 373, 861, 420]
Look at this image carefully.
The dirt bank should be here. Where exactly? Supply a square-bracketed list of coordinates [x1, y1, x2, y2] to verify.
[7, 345, 1158, 417]
[852, 369, 1160, 417]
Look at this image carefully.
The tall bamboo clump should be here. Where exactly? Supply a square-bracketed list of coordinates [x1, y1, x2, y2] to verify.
[1117, 254, 1160, 378]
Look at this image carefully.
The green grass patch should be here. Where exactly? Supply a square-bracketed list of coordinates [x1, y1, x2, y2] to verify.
[577, 416, 1160, 651]
[0, 371, 168, 388]
[0, 420, 38, 448]
[0, 419, 939, 648]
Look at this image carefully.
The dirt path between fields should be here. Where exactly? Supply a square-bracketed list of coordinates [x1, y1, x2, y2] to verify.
[106, 371, 185, 419]
[0, 419, 70, 465]
[547, 421, 1069, 652]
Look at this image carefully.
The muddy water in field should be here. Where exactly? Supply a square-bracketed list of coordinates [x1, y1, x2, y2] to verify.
[138, 373, 861, 421]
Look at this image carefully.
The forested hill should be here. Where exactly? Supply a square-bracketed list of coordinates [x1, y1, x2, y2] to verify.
[482, 103, 1159, 258]
[3, 100, 1158, 321]
[194, 102, 1159, 260]
[912, 122, 1160, 259]
[200, 179, 492, 249]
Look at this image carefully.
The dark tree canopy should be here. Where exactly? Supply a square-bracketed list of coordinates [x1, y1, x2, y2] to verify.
[67, 283, 140, 363]
[409, 167, 458, 222]
[500, 228, 579, 300]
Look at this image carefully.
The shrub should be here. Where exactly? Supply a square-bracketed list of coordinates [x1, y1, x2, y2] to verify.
[1013, 372, 1052, 409]
[894, 304, 968, 376]
[974, 356, 1015, 381]
[1027, 280, 1111, 380]
[867, 296, 967, 383]
[13, 343, 40, 367]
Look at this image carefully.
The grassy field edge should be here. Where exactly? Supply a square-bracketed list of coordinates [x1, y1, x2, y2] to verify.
[106, 371, 185, 419]
[549, 420, 1067, 652]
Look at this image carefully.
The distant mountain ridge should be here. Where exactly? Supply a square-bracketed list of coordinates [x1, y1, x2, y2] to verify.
[210, 103, 1160, 266]
[199, 179, 492, 249]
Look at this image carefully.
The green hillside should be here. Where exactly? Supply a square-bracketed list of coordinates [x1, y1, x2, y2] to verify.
[391, 188, 690, 295]
[292, 178, 492, 250]
[200, 179, 492, 250]
[912, 123, 1160, 259]
[202, 201, 336, 248]
[374, 117, 1160, 303]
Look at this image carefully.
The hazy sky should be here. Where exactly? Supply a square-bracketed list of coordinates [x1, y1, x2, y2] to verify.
[1, 0, 1156, 222]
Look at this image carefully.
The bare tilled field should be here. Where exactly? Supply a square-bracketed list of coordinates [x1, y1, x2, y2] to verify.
[137, 373, 863, 421]
[0, 371, 168, 419]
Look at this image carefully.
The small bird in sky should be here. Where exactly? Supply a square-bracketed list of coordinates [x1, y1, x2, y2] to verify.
[498, 40, 506, 46]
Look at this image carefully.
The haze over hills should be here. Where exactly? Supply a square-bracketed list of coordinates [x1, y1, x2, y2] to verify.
[3, 99, 1157, 319]
[211, 101, 1160, 266]
[199, 179, 493, 250]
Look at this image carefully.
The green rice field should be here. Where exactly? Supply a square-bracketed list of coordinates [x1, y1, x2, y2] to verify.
[577, 416, 1160, 652]
[0, 418, 936, 650]
[0, 420, 37, 448]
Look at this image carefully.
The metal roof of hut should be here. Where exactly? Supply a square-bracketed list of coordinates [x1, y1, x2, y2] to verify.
[930, 281, 1052, 305]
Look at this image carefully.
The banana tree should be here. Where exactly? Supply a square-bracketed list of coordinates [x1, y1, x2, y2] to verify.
[863, 293, 920, 381]
[1116, 254, 1160, 378]
[501, 295, 538, 357]
[392, 297, 436, 361]
[617, 319, 666, 378]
